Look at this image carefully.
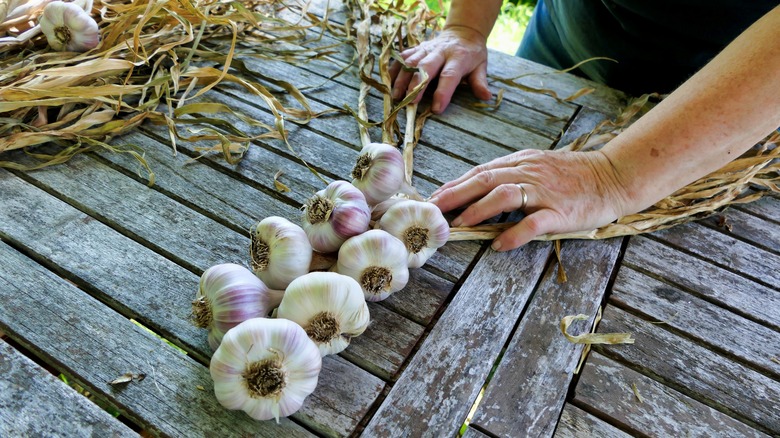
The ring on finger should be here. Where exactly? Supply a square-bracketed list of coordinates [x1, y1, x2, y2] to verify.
[516, 183, 528, 210]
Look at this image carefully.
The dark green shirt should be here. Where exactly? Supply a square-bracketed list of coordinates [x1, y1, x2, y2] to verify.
[517, 1, 778, 94]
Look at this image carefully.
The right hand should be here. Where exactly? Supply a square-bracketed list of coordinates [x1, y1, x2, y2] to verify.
[390, 25, 492, 114]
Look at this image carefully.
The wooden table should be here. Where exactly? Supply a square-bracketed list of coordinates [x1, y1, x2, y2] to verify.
[1, 2, 779, 437]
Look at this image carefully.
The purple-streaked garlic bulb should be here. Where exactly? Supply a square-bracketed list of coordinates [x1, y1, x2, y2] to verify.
[335, 229, 409, 302]
[210, 318, 321, 422]
[250, 216, 312, 290]
[378, 199, 450, 268]
[39, 1, 100, 52]
[351, 142, 405, 205]
[301, 180, 371, 253]
[192, 263, 284, 351]
[277, 272, 370, 356]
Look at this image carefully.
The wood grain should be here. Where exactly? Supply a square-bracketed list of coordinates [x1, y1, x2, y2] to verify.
[574, 352, 770, 438]
[471, 238, 623, 437]
[595, 306, 780, 435]
[362, 241, 553, 436]
[0, 340, 137, 437]
[622, 236, 780, 331]
[553, 404, 631, 438]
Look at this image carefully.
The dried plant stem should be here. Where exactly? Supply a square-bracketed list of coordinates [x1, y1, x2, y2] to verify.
[353, 0, 373, 148]
[402, 102, 417, 186]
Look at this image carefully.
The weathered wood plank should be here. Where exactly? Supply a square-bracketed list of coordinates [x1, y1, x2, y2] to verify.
[0, 340, 137, 437]
[471, 238, 623, 437]
[553, 404, 631, 438]
[611, 266, 780, 377]
[595, 306, 780, 435]
[485, 51, 629, 116]
[648, 222, 779, 290]
[0, 241, 312, 437]
[736, 193, 780, 225]
[461, 426, 493, 438]
[0, 170, 382, 437]
[574, 353, 770, 438]
[622, 236, 780, 331]
[362, 242, 553, 436]
[555, 107, 611, 150]
[379, 268, 456, 327]
[699, 208, 780, 255]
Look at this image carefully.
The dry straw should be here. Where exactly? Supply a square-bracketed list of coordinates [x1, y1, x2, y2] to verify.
[0, 0, 339, 179]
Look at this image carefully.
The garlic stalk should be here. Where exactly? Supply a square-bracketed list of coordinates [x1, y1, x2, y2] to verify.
[302, 180, 371, 253]
[335, 229, 409, 302]
[378, 200, 450, 268]
[210, 318, 321, 422]
[277, 272, 370, 356]
[192, 263, 284, 351]
[351, 143, 406, 205]
[250, 216, 313, 290]
[38, 1, 99, 52]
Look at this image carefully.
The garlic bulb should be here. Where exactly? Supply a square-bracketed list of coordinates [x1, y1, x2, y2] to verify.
[250, 217, 313, 290]
[210, 318, 321, 422]
[302, 180, 371, 253]
[192, 263, 284, 351]
[39, 1, 99, 52]
[370, 195, 407, 222]
[378, 200, 450, 268]
[335, 229, 409, 302]
[277, 272, 370, 356]
[351, 143, 406, 205]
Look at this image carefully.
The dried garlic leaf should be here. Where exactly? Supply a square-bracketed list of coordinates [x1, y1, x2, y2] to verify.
[196, 385, 206, 391]
[771, 357, 780, 365]
[631, 382, 644, 403]
[108, 372, 146, 385]
[273, 170, 291, 193]
[560, 314, 635, 345]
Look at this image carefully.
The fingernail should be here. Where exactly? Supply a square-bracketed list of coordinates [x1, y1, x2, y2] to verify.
[451, 217, 462, 227]
[491, 240, 502, 251]
[427, 196, 439, 204]
[432, 103, 440, 114]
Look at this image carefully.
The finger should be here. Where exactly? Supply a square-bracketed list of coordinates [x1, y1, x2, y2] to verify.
[389, 59, 402, 82]
[452, 183, 533, 227]
[429, 167, 525, 213]
[492, 209, 564, 251]
[429, 151, 534, 199]
[468, 61, 492, 101]
[408, 51, 446, 104]
[392, 69, 415, 101]
[431, 60, 470, 114]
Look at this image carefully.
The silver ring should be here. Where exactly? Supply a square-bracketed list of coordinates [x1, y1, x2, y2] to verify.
[516, 184, 528, 210]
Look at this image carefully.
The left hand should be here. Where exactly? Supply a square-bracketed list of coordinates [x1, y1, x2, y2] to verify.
[428, 149, 631, 251]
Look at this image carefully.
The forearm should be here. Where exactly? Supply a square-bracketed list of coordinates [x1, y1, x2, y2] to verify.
[444, 0, 502, 41]
[602, 5, 780, 215]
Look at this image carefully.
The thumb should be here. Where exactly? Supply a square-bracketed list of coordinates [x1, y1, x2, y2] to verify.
[468, 62, 492, 101]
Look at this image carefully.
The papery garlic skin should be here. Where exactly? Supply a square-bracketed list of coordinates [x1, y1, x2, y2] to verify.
[193, 263, 284, 351]
[39, 1, 99, 52]
[210, 318, 321, 422]
[351, 143, 405, 205]
[302, 180, 371, 253]
[277, 272, 370, 356]
[250, 216, 313, 290]
[335, 229, 409, 302]
[378, 200, 450, 268]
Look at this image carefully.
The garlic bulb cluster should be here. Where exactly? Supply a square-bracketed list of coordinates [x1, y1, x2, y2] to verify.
[378, 200, 450, 268]
[278, 272, 370, 356]
[335, 229, 410, 302]
[250, 216, 313, 290]
[192, 263, 283, 351]
[39, 1, 99, 52]
[210, 318, 321, 422]
[301, 181, 371, 253]
[351, 143, 406, 205]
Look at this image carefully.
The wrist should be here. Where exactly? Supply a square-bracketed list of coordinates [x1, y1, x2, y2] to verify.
[442, 23, 489, 43]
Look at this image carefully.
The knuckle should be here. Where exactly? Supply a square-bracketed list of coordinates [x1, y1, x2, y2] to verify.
[473, 170, 497, 188]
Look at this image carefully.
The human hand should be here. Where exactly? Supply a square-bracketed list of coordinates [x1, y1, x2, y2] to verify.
[390, 25, 492, 114]
[428, 149, 631, 251]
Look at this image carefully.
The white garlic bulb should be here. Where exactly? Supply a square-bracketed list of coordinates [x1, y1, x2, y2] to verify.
[210, 318, 321, 422]
[351, 143, 406, 205]
[250, 216, 313, 290]
[335, 229, 409, 302]
[277, 272, 370, 356]
[39, 1, 100, 52]
[192, 263, 284, 351]
[378, 200, 450, 268]
[370, 195, 407, 222]
[302, 180, 371, 253]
